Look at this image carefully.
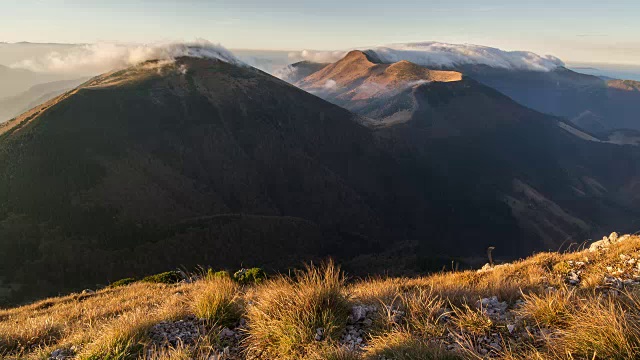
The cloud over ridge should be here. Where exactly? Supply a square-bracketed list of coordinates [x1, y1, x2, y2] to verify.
[11, 40, 241, 75]
[290, 42, 565, 72]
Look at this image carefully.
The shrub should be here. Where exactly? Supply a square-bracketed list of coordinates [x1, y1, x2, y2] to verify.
[107, 278, 136, 289]
[141, 271, 182, 284]
[233, 267, 267, 285]
[245, 260, 350, 359]
[206, 269, 231, 280]
[191, 276, 243, 327]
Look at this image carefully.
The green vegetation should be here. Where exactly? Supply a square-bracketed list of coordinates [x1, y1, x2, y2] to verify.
[141, 271, 182, 284]
[233, 267, 267, 285]
[107, 278, 136, 289]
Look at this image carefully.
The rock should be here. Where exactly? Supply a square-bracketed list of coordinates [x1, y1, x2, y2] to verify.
[348, 305, 368, 324]
[480, 263, 493, 271]
[49, 348, 74, 360]
[81, 289, 95, 295]
[589, 237, 611, 252]
[220, 327, 235, 338]
[566, 271, 581, 286]
[610, 232, 619, 242]
[507, 324, 515, 334]
[315, 328, 324, 341]
[149, 317, 203, 347]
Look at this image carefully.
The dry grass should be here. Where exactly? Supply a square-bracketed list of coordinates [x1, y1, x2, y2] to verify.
[364, 330, 461, 360]
[451, 304, 494, 335]
[0, 282, 193, 358]
[402, 289, 448, 337]
[191, 276, 243, 327]
[554, 292, 640, 359]
[2, 236, 640, 359]
[244, 260, 350, 359]
[516, 290, 575, 328]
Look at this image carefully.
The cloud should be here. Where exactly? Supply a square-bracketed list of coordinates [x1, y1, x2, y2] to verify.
[289, 42, 565, 72]
[272, 64, 298, 81]
[10, 40, 241, 75]
[324, 79, 337, 89]
[288, 50, 348, 64]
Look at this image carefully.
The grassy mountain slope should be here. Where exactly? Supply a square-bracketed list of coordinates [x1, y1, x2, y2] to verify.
[0, 57, 474, 304]
[2, 233, 640, 359]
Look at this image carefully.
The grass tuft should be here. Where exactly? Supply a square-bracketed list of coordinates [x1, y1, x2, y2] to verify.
[191, 276, 243, 327]
[245, 260, 350, 359]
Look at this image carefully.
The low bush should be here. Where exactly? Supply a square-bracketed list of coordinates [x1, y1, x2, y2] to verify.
[233, 267, 267, 285]
[141, 271, 182, 284]
[107, 278, 136, 288]
[206, 269, 231, 280]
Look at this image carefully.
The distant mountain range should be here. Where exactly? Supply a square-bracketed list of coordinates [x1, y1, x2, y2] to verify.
[295, 50, 640, 250]
[0, 64, 72, 99]
[1, 46, 640, 305]
[285, 47, 640, 134]
[0, 77, 88, 122]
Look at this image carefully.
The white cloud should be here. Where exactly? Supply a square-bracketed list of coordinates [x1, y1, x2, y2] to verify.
[289, 42, 565, 72]
[324, 79, 337, 89]
[288, 50, 347, 64]
[272, 64, 298, 81]
[10, 40, 241, 75]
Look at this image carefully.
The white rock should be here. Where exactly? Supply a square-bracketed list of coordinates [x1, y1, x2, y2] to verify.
[610, 232, 619, 242]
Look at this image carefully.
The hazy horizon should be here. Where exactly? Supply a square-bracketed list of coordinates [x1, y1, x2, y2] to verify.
[2, 0, 640, 65]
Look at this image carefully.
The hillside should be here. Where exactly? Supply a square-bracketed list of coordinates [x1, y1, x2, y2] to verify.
[293, 50, 640, 133]
[0, 78, 88, 122]
[0, 56, 490, 305]
[454, 65, 640, 133]
[297, 52, 640, 257]
[297, 51, 462, 122]
[0, 64, 71, 99]
[2, 232, 640, 359]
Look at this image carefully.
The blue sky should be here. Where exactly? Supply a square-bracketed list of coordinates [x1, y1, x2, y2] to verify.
[2, 0, 640, 64]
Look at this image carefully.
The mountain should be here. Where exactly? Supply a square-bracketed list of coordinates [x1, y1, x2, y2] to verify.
[2, 53, 639, 305]
[291, 45, 640, 133]
[453, 65, 640, 133]
[297, 50, 462, 123]
[0, 78, 88, 122]
[274, 60, 330, 83]
[297, 51, 640, 254]
[1, 56, 491, 304]
[0, 64, 71, 99]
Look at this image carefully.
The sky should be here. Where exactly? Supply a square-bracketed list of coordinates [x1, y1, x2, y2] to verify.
[1, 0, 640, 65]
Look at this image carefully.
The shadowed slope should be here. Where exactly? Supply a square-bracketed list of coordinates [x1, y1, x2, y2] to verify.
[0, 57, 445, 303]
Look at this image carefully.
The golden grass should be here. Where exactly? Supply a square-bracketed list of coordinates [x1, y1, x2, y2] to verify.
[244, 260, 350, 359]
[364, 330, 461, 360]
[554, 292, 640, 359]
[451, 304, 493, 335]
[2, 236, 640, 359]
[515, 289, 576, 328]
[191, 276, 243, 327]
